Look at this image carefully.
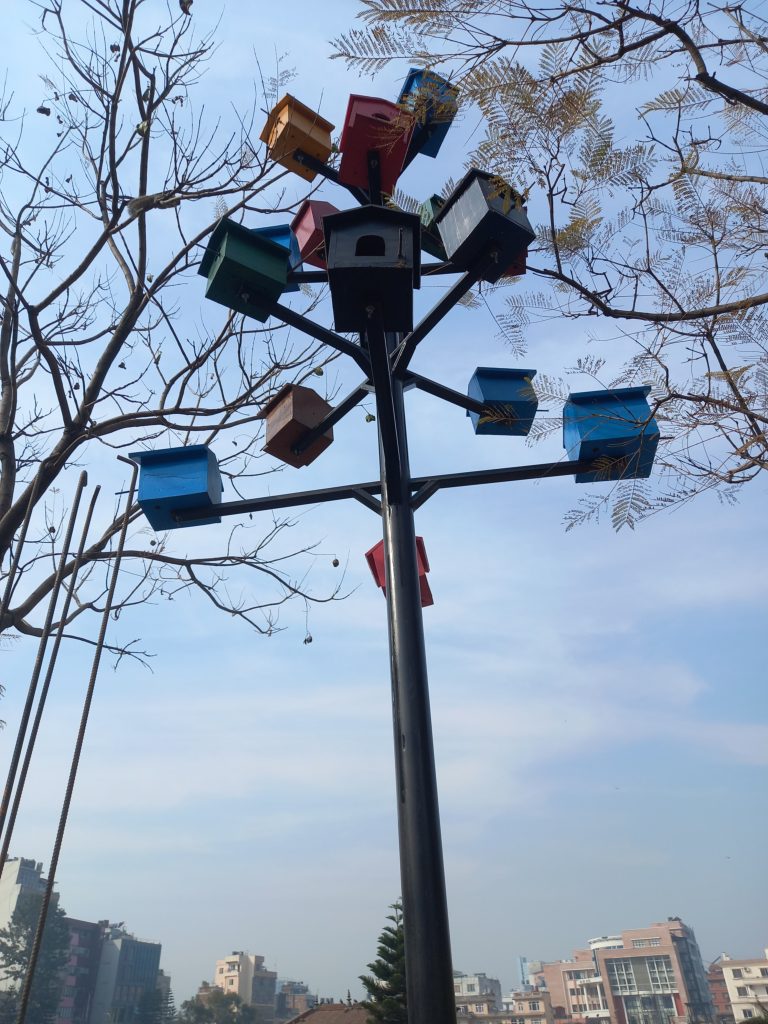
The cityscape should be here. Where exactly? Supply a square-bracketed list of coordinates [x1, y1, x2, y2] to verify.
[0, 857, 764, 1024]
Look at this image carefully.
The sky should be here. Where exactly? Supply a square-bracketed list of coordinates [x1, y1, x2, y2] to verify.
[1, 0, 767, 1008]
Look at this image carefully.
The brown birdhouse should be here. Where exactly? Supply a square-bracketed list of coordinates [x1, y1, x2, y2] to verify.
[259, 95, 335, 182]
[258, 384, 334, 468]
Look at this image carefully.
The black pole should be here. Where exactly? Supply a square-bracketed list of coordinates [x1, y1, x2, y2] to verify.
[365, 309, 456, 1024]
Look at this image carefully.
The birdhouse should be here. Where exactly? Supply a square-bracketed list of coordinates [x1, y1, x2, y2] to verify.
[467, 367, 538, 437]
[365, 537, 433, 608]
[258, 384, 334, 468]
[251, 223, 303, 292]
[198, 218, 288, 322]
[290, 200, 340, 269]
[338, 96, 414, 195]
[563, 385, 660, 483]
[259, 94, 335, 182]
[129, 445, 222, 531]
[419, 195, 448, 261]
[323, 206, 421, 332]
[503, 249, 528, 277]
[397, 68, 459, 160]
[435, 168, 536, 283]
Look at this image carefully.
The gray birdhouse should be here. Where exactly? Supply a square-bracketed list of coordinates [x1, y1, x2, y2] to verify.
[323, 206, 421, 332]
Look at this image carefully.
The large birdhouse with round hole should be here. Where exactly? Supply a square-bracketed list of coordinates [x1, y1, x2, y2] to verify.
[199, 218, 296, 322]
[259, 94, 335, 182]
[397, 67, 459, 162]
[323, 205, 421, 332]
[467, 367, 539, 437]
[366, 537, 433, 608]
[258, 383, 334, 469]
[435, 168, 535, 282]
[338, 96, 414, 195]
[563, 385, 660, 482]
[130, 445, 223, 531]
[291, 200, 340, 269]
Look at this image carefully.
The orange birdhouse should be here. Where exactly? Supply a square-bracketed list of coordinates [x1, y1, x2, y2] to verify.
[260, 94, 334, 182]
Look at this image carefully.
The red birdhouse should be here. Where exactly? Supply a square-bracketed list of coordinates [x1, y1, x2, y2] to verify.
[290, 200, 340, 268]
[338, 95, 414, 196]
[258, 384, 333, 469]
[365, 537, 434, 607]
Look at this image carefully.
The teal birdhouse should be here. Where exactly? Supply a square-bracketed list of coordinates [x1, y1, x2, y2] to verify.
[419, 195, 448, 261]
[130, 445, 222, 530]
[198, 218, 290, 322]
[398, 68, 459, 160]
[563, 385, 660, 482]
[467, 367, 538, 436]
[435, 169, 535, 283]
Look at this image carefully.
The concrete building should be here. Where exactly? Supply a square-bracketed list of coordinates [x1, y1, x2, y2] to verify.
[707, 962, 735, 1024]
[88, 923, 162, 1024]
[56, 917, 102, 1023]
[501, 989, 556, 1024]
[213, 952, 277, 1020]
[455, 972, 503, 1011]
[534, 920, 714, 1024]
[719, 951, 768, 1022]
[0, 857, 48, 932]
[276, 980, 317, 1021]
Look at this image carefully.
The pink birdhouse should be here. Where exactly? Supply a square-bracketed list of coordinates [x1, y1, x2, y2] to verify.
[290, 200, 340, 269]
[365, 536, 433, 607]
[338, 95, 414, 196]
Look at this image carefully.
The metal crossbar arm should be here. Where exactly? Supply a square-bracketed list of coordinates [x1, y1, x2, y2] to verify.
[292, 384, 371, 455]
[292, 149, 369, 205]
[173, 458, 602, 522]
[392, 250, 498, 374]
[409, 458, 602, 509]
[405, 371, 487, 416]
[271, 301, 371, 373]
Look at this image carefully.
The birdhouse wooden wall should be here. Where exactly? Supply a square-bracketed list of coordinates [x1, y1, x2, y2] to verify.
[338, 96, 414, 195]
[291, 200, 340, 269]
[199, 218, 288, 322]
[467, 367, 539, 437]
[398, 68, 459, 160]
[258, 384, 334, 469]
[131, 445, 222, 530]
[365, 537, 433, 607]
[259, 94, 335, 182]
[563, 385, 660, 482]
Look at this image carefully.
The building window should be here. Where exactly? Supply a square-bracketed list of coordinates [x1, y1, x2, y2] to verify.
[650, 938, 661, 947]
[530, 1002, 540, 1010]
[468, 985, 476, 993]
[761, 970, 768, 978]
[633, 940, 650, 949]
[475, 1004, 485, 1013]
[646, 956, 676, 993]
[737, 988, 748, 997]
[607, 960, 637, 995]
[733, 971, 743, 980]
[742, 1012, 753, 1019]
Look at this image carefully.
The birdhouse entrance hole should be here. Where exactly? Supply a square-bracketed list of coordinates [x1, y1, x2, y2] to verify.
[356, 234, 386, 257]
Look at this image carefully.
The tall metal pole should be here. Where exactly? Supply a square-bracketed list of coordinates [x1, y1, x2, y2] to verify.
[366, 310, 456, 1024]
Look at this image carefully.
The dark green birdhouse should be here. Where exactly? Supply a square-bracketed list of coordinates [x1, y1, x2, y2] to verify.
[199, 218, 288, 322]
[435, 168, 535, 283]
[323, 206, 421, 332]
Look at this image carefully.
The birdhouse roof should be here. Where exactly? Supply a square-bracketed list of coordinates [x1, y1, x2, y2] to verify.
[323, 205, 422, 286]
[198, 217, 288, 278]
[258, 93, 334, 146]
[129, 444, 212, 466]
[257, 383, 325, 420]
[434, 167, 525, 224]
[567, 384, 652, 404]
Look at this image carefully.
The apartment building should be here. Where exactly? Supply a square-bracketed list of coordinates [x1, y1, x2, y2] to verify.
[214, 952, 277, 1021]
[534, 919, 714, 1024]
[719, 951, 768, 1022]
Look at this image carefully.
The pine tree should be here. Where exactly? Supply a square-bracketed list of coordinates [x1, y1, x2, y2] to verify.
[359, 901, 407, 1024]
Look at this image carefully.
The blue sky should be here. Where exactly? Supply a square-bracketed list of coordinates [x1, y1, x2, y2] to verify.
[1, 0, 766, 1007]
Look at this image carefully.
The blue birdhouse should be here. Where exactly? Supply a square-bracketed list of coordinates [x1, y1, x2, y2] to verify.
[130, 445, 223, 530]
[252, 224, 303, 292]
[398, 68, 459, 160]
[435, 169, 535, 283]
[563, 385, 660, 483]
[467, 367, 538, 436]
[198, 218, 292, 322]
